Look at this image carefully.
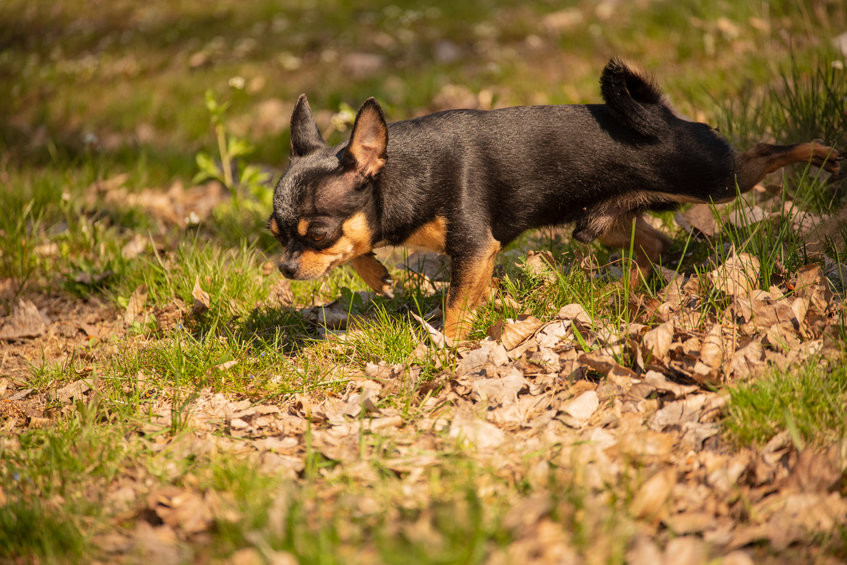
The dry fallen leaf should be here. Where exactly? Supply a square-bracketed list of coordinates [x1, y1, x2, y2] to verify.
[522, 250, 557, 282]
[578, 351, 621, 375]
[557, 303, 593, 327]
[147, 486, 213, 535]
[617, 430, 676, 461]
[457, 345, 493, 375]
[124, 284, 149, 325]
[500, 316, 545, 350]
[722, 551, 755, 565]
[642, 319, 674, 361]
[663, 536, 708, 565]
[54, 379, 92, 403]
[121, 234, 148, 260]
[0, 298, 51, 340]
[129, 521, 182, 564]
[709, 252, 761, 297]
[730, 339, 764, 379]
[677, 203, 720, 237]
[727, 203, 769, 228]
[783, 448, 842, 493]
[664, 511, 716, 535]
[471, 372, 527, 407]
[793, 263, 833, 313]
[502, 494, 553, 535]
[558, 390, 599, 428]
[649, 395, 709, 431]
[305, 297, 367, 330]
[192, 276, 211, 316]
[626, 534, 664, 565]
[448, 408, 505, 449]
[642, 371, 698, 399]
[630, 467, 676, 521]
[410, 312, 452, 349]
[699, 323, 724, 370]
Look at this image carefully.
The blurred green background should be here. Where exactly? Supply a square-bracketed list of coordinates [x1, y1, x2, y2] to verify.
[2, 0, 844, 187]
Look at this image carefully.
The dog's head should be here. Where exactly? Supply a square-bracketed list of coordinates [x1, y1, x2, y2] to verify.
[269, 95, 388, 280]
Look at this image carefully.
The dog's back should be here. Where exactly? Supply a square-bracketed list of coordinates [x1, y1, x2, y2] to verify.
[378, 70, 735, 246]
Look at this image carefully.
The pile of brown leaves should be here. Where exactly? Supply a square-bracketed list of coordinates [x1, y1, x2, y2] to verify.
[13, 251, 835, 562]
[2, 191, 847, 562]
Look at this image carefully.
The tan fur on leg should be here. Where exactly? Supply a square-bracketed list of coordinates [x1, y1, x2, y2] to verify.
[443, 237, 501, 340]
[598, 212, 671, 267]
[351, 253, 394, 298]
[736, 141, 841, 192]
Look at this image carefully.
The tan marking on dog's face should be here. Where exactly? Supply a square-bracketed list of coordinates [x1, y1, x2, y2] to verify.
[297, 218, 310, 237]
[402, 216, 448, 252]
[293, 212, 373, 279]
[269, 216, 281, 236]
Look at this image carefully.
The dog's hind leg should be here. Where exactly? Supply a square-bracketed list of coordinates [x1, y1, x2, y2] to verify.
[597, 212, 671, 267]
[596, 212, 671, 287]
[735, 141, 841, 192]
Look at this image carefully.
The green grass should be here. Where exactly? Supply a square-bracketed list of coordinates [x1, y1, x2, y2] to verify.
[2, 0, 847, 562]
[0, 403, 131, 562]
[0, 499, 86, 563]
[203, 457, 286, 551]
[2, 0, 842, 177]
[725, 358, 847, 447]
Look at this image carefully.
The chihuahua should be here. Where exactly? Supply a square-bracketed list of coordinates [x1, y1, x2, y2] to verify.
[268, 58, 841, 339]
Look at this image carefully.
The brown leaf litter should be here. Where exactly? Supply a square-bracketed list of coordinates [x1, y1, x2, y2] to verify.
[0, 288, 124, 382]
[86, 175, 229, 230]
[2, 242, 847, 563]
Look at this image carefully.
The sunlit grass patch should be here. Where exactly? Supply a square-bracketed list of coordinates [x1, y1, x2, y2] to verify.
[329, 305, 424, 366]
[470, 249, 608, 339]
[3, 404, 130, 500]
[108, 322, 315, 406]
[724, 357, 847, 447]
[112, 238, 273, 318]
[2, 2, 847, 563]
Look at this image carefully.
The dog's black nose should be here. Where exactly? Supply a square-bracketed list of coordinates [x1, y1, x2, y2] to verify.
[278, 261, 297, 279]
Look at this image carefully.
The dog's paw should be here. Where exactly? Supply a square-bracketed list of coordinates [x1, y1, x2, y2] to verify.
[826, 148, 843, 178]
[810, 141, 842, 175]
[379, 275, 395, 299]
[351, 253, 395, 298]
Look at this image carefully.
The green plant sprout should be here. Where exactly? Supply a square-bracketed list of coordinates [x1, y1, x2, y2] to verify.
[194, 89, 272, 213]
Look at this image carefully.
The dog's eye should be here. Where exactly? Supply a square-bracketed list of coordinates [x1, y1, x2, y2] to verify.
[307, 228, 327, 242]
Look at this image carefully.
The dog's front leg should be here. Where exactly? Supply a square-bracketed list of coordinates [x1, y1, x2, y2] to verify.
[351, 252, 394, 298]
[443, 237, 501, 340]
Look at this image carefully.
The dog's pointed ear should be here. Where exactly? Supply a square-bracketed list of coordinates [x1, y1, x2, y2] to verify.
[290, 94, 326, 157]
[344, 98, 388, 178]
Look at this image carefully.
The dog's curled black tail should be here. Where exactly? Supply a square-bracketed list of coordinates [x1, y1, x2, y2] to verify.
[600, 58, 667, 137]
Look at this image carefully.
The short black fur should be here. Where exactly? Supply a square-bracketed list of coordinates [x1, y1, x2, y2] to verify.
[269, 57, 841, 339]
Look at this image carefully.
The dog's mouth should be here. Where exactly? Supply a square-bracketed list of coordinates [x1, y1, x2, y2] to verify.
[280, 246, 357, 281]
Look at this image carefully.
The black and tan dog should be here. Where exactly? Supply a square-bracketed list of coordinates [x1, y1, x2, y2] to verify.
[268, 58, 841, 339]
